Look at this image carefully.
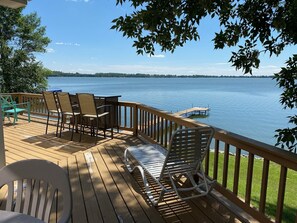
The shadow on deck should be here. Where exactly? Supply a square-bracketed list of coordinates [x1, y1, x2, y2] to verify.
[1, 118, 253, 223]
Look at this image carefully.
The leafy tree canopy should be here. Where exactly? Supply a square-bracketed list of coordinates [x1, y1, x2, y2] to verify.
[0, 7, 51, 93]
[112, 0, 297, 151]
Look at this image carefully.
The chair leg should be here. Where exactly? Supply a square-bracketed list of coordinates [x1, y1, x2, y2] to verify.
[110, 112, 113, 138]
[28, 110, 30, 122]
[56, 113, 60, 137]
[94, 118, 98, 144]
[13, 112, 17, 125]
[196, 166, 216, 194]
[75, 117, 79, 133]
[79, 116, 83, 142]
[27, 105, 30, 123]
[91, 119, 94, 136]
[71, 116, 75, 141]
[168, 170, 214, 202]
[45, 113, 50, 134]
[96, 118, 99, 138]
[124, 149, 159, 206]
[59, 113, 63, 138]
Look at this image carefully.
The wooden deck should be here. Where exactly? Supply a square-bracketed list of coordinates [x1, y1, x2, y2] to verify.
[1, 117, 253, 223]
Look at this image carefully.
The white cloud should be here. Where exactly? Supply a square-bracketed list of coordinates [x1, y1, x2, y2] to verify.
[46, 48, 55, 53]
[147, 54, 165, 58]
[55, 42, 81, 46]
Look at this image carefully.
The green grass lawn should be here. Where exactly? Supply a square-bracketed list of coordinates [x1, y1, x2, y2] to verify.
[207, 151, 297, 222]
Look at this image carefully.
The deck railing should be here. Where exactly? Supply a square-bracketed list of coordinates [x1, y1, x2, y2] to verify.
[8, 92, 297, 222]
[9, 92, 48, 116]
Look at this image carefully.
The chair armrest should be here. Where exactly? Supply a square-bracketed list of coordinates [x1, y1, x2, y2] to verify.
[13, 102, 30, 109]
[96, 104, 112, 110]
[97, 112, 109, 118]
[1, 104, 13, 109]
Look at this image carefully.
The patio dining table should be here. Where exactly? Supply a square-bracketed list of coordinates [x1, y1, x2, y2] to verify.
[69, 94, 121, 131]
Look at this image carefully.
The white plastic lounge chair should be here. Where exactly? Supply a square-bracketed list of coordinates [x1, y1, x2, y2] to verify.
[0, 159, 72, 223]
[124, 126, 215, 206]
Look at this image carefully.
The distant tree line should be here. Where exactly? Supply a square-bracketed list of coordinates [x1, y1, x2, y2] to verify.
[49, 71, 273, 78]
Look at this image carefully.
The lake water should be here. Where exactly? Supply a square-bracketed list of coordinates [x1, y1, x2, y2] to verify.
[48, 77, 293, 147]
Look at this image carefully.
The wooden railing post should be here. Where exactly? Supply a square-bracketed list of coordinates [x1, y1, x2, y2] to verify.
[276, 166, 288, 222]
[133, 104, 138, 136]
[18, 93, 24, 103]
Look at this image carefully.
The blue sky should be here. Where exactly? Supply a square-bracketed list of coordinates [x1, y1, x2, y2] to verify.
[23, 0, 296, 76]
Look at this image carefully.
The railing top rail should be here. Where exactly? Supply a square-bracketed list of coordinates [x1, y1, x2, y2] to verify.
[15, 93, 43, 97]
[118, 101, 140, 106]
[214, 127, 297, 171]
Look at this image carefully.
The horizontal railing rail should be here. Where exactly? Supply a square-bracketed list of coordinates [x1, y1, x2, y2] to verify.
[8, 93, 49, 117]
[3, 93, 296, 222]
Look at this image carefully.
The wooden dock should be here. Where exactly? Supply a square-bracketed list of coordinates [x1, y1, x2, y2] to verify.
[174, 107, 210, 118]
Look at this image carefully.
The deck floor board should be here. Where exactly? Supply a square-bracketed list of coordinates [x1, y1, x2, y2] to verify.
[92, 147, 135, 223]
[67, 155, 89, 223]
[107, 143, 165, 223]
[0, 118, 249, 222]
[99, 145, 152, 223]
[83, 151, 119, 223]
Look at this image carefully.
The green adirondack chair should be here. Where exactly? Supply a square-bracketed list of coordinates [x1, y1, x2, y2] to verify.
[0, 95, 30, 125]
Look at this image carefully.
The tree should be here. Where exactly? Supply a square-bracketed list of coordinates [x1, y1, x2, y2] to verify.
[112, 0, 297, 152]
[0, 7, 50, 93]
[274, 55, 297, 152]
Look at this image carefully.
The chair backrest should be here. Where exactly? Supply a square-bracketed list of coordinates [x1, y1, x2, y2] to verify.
[160, 127, 214, 179]
[57, 92, 73, 113]
[43, 91, 58, 112]
[0, 95, 15, 108]
[76, 93, 96, 115]
[0, 159, 72, 223]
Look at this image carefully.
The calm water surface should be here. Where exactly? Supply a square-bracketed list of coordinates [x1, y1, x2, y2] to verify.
[48, 77, 293, 146]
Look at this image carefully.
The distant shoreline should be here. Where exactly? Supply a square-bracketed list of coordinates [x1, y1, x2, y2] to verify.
[49, 71, 273, 78]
